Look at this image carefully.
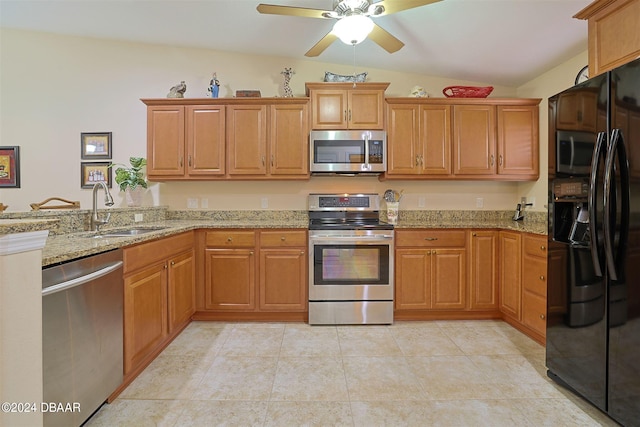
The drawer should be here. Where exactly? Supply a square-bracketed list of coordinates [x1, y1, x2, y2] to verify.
[523, 257, 547, 297]
[523, 234, 547, 258]
[206, 230, 256, 247]
[124, 231, 194, 275]
[522, 290, 546, 337]
[395, 230, 466, 248]
[260, 230, 307, 247]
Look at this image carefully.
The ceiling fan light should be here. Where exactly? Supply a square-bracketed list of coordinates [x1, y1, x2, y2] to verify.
[333, 15, 374, 45]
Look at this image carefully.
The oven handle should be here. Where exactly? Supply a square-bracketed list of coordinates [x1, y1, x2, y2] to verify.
[309, 235, 394, 241]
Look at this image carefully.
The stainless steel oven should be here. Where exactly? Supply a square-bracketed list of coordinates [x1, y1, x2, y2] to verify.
[308, 193, 394, 325]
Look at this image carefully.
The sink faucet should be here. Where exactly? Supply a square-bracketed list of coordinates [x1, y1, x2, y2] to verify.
[91, 181, 114, 232]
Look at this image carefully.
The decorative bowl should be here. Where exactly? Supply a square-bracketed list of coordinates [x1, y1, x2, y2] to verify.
[442, 86, 493, 98]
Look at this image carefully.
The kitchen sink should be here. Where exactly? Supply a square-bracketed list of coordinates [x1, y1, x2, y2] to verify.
[86, 226, 168, 238]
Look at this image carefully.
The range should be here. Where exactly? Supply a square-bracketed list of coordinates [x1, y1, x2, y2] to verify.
[308, 193, 394, 325]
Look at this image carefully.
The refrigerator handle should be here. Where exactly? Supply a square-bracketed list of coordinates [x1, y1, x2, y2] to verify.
[589, 131, 607, 277]
[603, 128, 630, 281]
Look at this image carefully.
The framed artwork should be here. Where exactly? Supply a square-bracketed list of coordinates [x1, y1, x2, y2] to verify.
[81, 162, 112, 189]
[81, 132, 112, 159]
[0, 146, 20, 188]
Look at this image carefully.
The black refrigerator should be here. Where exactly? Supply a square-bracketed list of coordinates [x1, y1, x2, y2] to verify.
[547, 57, 640, 427]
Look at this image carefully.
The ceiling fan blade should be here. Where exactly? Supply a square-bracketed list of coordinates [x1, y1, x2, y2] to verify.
[256, 4, 331, 19]
[368, 24, 404, 53]
[370, 0, 442, 16]
[305, 32, 339, 57]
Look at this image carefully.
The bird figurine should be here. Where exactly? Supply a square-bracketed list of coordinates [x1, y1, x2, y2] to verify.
[167, 81, 187, 98]
[281, 68, 294, 98]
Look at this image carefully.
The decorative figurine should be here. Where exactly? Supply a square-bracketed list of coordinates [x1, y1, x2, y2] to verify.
[167, 81, 186, 98]
[281, 67, 294, 98]
[410, 86, 428, 98]
[208, 72, 220, 98]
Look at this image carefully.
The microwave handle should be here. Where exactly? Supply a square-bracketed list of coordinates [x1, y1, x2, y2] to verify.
[364, 133, 370, 168]
[569, 135, 575, 171]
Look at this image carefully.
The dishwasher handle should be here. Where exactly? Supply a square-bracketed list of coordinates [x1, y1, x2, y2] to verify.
[42, 261, 123, 297]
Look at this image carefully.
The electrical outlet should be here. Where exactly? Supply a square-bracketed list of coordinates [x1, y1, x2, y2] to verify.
[418, 196, 426, 208]
[201, 198, 209, 209]
[476, 198, 484, 208]
[187, 198, 198, 209]
[134, 213, 143, 222]
[521, 196, 527, 205]
[261, 197, 268, 209]
[529, 197, 536, 208]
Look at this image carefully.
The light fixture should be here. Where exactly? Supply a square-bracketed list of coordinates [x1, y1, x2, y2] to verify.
[332, 14, 374, 45]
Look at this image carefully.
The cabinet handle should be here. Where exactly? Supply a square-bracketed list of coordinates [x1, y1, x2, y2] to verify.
[490, 155, 495, 166]
[262, 156, 266, 166]
[250, 251, 254, 255]
[164, 264, 168, 269]
[281, 236, 286, 241]
[171, 261, 175, 266]
[539, 275, 545, 281]
[227, 237, 233, 242]
[348, 110, 352, 121]
[300, 251, 305, 255]
[427, 250, 431, 255]
[344, 110, 348, 121]
[540, 245, 546, 251]
[540, 314, 546, 320]
[188, 155, 192, 167]
[420, 155, 424, 166]
[499, 155, 503, 166]
[179, 156, 183, 167]
[472, 233, 477, 237]
[271, 154, 274, 167]
[416, 155, 420, 167]
[424, 237, 438, 241]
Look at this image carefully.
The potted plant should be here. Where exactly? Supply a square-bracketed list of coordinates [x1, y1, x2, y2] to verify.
[112, 157, 147, 207]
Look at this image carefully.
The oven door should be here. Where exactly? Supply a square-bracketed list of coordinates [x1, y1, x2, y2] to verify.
[308, 232, 394, 301]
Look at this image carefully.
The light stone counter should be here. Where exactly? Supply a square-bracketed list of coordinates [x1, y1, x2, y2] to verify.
[0, 219, 58, 235]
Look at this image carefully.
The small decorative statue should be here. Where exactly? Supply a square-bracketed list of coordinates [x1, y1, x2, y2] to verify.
[207, 72, 220, 98]
[281, 67, 294, 98]
[167, 81, 187, 98]
[410, 86, 428, 98]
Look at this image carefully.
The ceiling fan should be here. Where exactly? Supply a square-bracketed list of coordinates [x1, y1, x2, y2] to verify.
[257, 0, 442, 57]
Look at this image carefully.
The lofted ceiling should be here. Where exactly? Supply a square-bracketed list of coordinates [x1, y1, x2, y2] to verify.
[0, 0, 591, 87]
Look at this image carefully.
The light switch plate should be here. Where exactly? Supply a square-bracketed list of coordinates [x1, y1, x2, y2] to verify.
[134, 213, 143, 222]
[476, 198, 484, 208]
[201, 198, 209, 209]
[261, 197, 268, 209]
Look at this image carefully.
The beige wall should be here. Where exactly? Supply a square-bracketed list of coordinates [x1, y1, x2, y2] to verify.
[0, 28, 585, 214]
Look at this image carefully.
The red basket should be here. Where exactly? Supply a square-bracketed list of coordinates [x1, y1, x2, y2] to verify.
[442, 86, 493, 98]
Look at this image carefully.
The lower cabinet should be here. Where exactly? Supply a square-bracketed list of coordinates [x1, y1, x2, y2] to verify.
[499, 230, 522, 320]
[395, 230, 466, 314]
[200, 229, 307, 320]
[468, 230, 499, 310]
[122, 232, 195, 375]
[521, 233, 548, 339]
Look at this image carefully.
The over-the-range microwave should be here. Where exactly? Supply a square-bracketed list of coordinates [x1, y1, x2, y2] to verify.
[309, 130, 386, 174]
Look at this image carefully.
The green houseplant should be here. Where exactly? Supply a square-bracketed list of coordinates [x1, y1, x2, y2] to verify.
[112, 157, 147, 206]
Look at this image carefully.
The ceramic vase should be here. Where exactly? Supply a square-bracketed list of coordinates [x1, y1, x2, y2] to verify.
[125, 187, 144, 207]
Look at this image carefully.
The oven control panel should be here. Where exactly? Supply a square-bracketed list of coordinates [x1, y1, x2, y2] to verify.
[308, 193, 380, 211]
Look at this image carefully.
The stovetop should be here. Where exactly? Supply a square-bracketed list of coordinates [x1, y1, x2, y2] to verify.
[308, 193, 393, 231]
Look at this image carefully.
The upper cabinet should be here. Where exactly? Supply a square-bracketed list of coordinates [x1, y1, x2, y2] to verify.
[143, 98, 309, 181]
[575, 0, 640, 76]
[386, 98, 540, 181]
[306, 82, 388, 130]
[556, 89, 599, 132]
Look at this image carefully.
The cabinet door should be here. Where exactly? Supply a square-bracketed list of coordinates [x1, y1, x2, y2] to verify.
[453, 105, 496, 175]
[386, 104, 420, 175]
[204, 248, 256, 310]
[124, 263, 168, 374]
[421, 105, 452, 175]
[431, 248, 466, 309]
[311, 90, 347, 129]
[227, 105, 267, 175]
[469, 230, 498, 310]
[499, 231, 522, 319]
[168, 250, 195, 333]
[497, 105, 539, 178]
[259, 248, 306, 311]
[348, 90, 384, 129]
[269, 103, 309, 176]
[186, 105, 225, 176]
[395, 249, 430, 310]
[147, 105, 185, 177]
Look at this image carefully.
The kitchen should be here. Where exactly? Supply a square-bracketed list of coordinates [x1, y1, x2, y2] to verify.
[2, 0, 639, 425]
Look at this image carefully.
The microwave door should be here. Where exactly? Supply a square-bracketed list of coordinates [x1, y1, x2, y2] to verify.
[570, 136, 575, 173]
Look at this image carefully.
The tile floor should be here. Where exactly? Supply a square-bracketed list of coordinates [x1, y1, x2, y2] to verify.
[85, 320, 620, 426]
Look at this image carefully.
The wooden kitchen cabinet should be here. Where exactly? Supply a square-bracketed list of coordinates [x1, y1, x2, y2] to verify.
[468, 230, 499, 310]
[556, 90, 599, 132]
[201, 229, 307, 319]
[574, 0, 640, 76]
[145, 103, 225, 179]
[499, 230, 522, 320]
[454, 102, 539, 180]
[386, 102, 452, 176]
[521, 233, 548, 340]
[123, 232, 195, 375]
[305, 82, 388, 130]
[395, 230, 466, 313]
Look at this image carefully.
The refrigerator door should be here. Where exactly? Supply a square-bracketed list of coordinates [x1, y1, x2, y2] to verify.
[546, 71, 609, 411]
[607, 57, 640, 426]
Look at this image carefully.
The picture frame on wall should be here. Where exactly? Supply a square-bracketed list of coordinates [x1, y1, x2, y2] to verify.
[81, 162, 112, 189]
[81, 132, 112, 159]
[0, 146, 21, 188]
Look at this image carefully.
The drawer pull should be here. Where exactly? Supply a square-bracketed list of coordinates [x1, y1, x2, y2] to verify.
[424, 237, 438, 241]
[540, 245, 546, 251]
[540, 275, 545, 281]
[540, 314, 546, 320]
[171, 261, 175, 266]
[227, 237, 233, 242]
[281, 236, 286, 241]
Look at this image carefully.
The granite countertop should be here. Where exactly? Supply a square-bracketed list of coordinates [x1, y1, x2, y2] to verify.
[394, 218, 547, 235]
[0, 218, 59, 235]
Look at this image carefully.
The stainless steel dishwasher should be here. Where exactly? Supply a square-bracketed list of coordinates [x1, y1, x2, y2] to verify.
[42, 249, 123, 427]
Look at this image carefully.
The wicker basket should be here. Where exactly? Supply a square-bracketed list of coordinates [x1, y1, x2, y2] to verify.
[442, 86, 493, 98]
